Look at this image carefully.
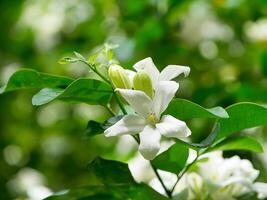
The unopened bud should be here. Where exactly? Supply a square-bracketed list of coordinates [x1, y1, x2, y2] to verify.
[108, 64, 131, 89]
[133, 71, 154, 98]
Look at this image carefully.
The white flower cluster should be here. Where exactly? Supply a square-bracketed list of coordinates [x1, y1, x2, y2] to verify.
[179, 152, 267, 200]
[105, 57, 191, 160]
[129, 151, 267, 199]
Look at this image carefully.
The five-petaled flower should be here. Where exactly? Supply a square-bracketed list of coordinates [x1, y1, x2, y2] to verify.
[105, 57, 191, 160]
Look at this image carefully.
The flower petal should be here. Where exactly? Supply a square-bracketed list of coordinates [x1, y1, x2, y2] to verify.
[159, 65, 190, 81]
[156, 115, 191, 138]
[253, 182, 267, 199]
[125, 69, 136, 86]
[153, 81, 179, 117]
[133, 57, 160, 88]
[104, 115, 146, 137]
[116, 89, 152, 118]
[139, 125, 161, 160]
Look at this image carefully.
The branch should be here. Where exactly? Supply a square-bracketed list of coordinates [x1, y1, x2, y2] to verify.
[170, 151, 200, 195]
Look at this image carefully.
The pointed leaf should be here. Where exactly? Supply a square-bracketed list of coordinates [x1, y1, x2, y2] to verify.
[88, 157, 135, 185]
[164, 99, 229, 120]
[32, 78, 113, 106]
[175, 123, 220, 149]
[0, 69, 73, 94]
[44, 184, 168, 200]
[84, 115, 124, 137]
[152, 142, 189, 174]
[217, 102, 267, 139]
[209, 136, 263, 153]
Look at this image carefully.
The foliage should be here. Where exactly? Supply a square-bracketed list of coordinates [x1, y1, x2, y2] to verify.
[1, 0, 267, 200]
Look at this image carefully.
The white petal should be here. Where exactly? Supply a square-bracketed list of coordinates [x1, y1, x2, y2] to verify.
[139, 125, 161, 160]
[125, 69, 136, 86]
[153, 81, 179, 117]
[159, 65, 190, 81]
[104, 115, 146, 137]
[156, 115, 191, 138]
[133, 57, 160, 88]
[254, 182, 267, 199]
[116, 89, 152, 118]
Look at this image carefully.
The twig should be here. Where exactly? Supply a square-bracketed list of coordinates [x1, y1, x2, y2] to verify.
[151, 163, 172, 198]
[80, 60, 127, 115]
[79, 60, 110, 84]
[170, 151, 200, 195]
[113, 91, 127, 115]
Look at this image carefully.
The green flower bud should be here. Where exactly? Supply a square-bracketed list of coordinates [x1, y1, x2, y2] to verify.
[108, 64, 132, 89]
[133, 71, 154, 98]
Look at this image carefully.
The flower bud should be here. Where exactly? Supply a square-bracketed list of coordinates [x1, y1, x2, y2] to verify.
[133, 71, 154, 98]
[108, 64, 131, 89]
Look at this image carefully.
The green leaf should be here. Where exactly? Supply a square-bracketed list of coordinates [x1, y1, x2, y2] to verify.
[84, 115, 123, 137]
[208, 136, 263, 153]
[130, 184, 169, 200]
[58, 57, 80, 64]
[32, 88, 63, 106]
[44, 186, 118, 200]
[0, 69, 73, 94]
[88, 52, 99, 63]
[45, 184, 168, 200]
[152, 142, 189, 174]
[190, 123, 220, 148]
[164, 99, 229, 120]
[217, 102, 267, 139]
[46, 158, 168, 200]
[176, 123, 220, 149]
[88, 157, 135, 185]
[84, 121, 105, 137]
[32, 78, 113, 106]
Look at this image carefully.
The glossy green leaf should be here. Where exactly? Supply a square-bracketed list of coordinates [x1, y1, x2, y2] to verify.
[44, 186, 118, 200]
[58, 57, 79, 64]
[84, 115, 123, 137]
[217, 102, 267, 140]
[175, 123, 220, 149]
[84, 121, 105, 137]
[85, 158, 168, 200]
[32, 78, 113, 106]
[164, 98, 229, 120]
[152, 142, 189, 174]
[0, 69, 73, 94]
[45, 184, 168, 200]
[208, 136, 263, 153]
[88, 157, 135, 185]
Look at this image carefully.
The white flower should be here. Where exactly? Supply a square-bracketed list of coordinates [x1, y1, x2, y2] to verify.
[104, 57, 191, 160]
[253, 182, 267, 199]
[185, 151, 267, 199]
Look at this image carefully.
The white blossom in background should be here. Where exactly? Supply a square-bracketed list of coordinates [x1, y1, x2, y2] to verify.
[180, 1, 233, 46]
[129, 140, 176, 184]
[16, 0, 93, 51]
[7, 168, 52, 200]
[244, 18, 267, 42]
[105, 57, 191, 160]
[183, 152, 267, 200]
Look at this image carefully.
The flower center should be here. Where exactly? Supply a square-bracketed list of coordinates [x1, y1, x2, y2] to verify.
[146, 113, 158, 125]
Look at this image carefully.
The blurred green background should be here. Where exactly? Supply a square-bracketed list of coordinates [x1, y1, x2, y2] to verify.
[1, 0, 267, 199]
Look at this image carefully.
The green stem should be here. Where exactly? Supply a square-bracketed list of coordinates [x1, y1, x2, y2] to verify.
[80, 60, 110, 84]
[151, 163, 172, 198]
[80, 60, 127, 115]
[113, 92, 127, 115]
[170, 151, 200, 195]
[104, 105, 116, 116]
